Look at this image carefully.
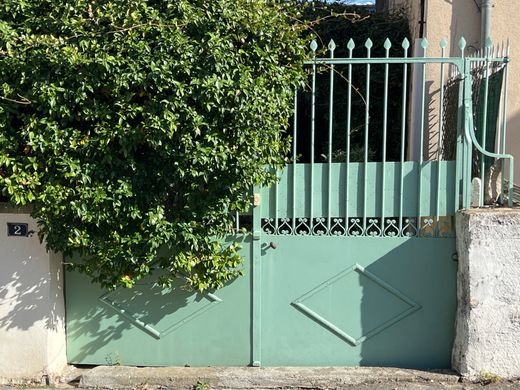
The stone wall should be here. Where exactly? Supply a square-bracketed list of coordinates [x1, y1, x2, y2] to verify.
[454, 209, 520, 379]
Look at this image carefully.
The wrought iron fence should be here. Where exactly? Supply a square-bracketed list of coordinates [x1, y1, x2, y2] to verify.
[257, 36, 512, 238]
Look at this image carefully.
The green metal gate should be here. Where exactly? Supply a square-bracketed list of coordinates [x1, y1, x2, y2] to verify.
[65, 37, 512, 368]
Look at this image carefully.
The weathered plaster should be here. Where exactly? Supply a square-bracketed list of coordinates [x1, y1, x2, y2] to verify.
[454, 209, 520, 379]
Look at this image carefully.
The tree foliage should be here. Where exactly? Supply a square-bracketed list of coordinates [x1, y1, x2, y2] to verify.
[0, 0, 307, 290]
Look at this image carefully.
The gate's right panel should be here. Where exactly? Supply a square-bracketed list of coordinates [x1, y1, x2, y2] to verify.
[259, 235, 456, 368]
[257, 161, 458, 367]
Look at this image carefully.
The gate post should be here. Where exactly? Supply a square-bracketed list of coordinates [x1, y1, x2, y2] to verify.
[0, 205, 67, 384]
[454, 209, 520, 379]
[251, 191, 262, 367]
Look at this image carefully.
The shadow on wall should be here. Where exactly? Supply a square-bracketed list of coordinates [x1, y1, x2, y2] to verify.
[0, 249, 62, 332]
[0, 250, 63, 331]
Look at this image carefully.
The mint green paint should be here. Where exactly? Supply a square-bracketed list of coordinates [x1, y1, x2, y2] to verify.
[259, 236, 456, 367]
[252, 188, 263, 367]
[66, 233, 456, 368]
[65, 37, 511, 369]
[261, 162, 456, 220]
[65, 236, 253, 367]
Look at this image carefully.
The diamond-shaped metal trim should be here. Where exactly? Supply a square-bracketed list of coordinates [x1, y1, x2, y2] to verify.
[291, 264, 421, 346]
[99, 288, 222, 340]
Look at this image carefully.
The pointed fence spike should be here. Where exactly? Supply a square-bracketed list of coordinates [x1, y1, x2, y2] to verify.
[458, 37, 467, 52]
[310, 40, 318, 52]
[365, 38, 373, 49]
[485, 37, 493, 49]
[347, 38, 356, 51]
[328, 39, 336, 51]
[420, 38, 429, 49]
[384, 38, 392, 50]
[439, 38, 448, 49]
[402, 38, 410, 50]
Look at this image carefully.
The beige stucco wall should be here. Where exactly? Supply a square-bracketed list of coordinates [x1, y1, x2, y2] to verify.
[0, 206, 67, 383]
[400, 0, 520, 182]
[490, 0, 520, 183]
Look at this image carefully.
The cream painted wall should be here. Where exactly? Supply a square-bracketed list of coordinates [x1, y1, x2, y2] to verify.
[0, 206, 66, 383]
[420, 0, 480, 161]
[490, 0, 520, 183]
[401, 0, 520, 182]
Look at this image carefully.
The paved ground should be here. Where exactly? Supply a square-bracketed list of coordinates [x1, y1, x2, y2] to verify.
[1, 366, 520, 389]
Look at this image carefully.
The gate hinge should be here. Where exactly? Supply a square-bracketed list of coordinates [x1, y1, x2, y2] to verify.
[253, 230, 261, 241]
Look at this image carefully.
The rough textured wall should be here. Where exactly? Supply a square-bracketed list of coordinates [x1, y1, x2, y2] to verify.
[454, 209, 520, 379]
[0, 206, 66, 383]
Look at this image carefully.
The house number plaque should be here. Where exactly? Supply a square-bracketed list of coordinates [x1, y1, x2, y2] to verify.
[7, 223, 29, 237]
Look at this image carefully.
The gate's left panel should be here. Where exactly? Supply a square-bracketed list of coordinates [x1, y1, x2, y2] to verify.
[65, 236, 252, 366]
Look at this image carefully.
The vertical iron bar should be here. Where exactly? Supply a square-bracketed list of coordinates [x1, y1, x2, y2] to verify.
[399, 38, 410, 236]
[363, 39, 373, 235]
[310, 41, 317, 231]
[417, 38, 428, 236]
[345, 39, 355, 235]
[463, 57, 473, 209]
[274, 172, 278, 233]
[457, 38, 468, 209]
[500, 41, 510, 205]
[435, 40, 447, 236]
[480, 41, 491, 206]
[381, 39, 391, 235]
[327, 40, 336, 234]
[455, 67, 464, 211]
[292, 89, 298, 233]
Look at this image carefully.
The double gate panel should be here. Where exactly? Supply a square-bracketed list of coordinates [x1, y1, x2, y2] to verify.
[259, 237, 456, 367]
[66, 236, 253, 366]
[256, 161, 457, 367]
[65, 37, 511, 368]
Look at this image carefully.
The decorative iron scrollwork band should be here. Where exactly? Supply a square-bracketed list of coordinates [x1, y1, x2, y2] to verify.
[261, 216, 454, 238]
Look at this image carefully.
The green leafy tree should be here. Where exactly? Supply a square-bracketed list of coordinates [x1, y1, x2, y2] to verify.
[0, 0, 307, 290]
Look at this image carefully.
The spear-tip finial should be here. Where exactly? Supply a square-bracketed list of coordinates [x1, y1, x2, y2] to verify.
[310, 40, 318, 52]
[458, 37, 467, 52]
[328, 39, 336, 52]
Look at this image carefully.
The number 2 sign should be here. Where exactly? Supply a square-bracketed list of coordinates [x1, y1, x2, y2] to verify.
[7, 223, 29, 237]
